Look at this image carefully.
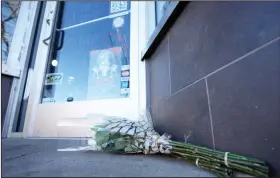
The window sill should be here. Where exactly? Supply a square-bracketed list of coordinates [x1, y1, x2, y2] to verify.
[141, 1, 188, 61]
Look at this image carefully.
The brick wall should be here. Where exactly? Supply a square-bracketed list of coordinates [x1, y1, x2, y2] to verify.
[147, 2, 280, 176]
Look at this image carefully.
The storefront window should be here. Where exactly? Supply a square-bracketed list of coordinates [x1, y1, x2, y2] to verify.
[1, 1, 21, 63]
[41, 1, 131, 103]
[155, 1, 170, 25]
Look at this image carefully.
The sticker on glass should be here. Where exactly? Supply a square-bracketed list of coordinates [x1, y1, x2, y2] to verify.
[68, 76, 75, 84]
[110, 1, 128, 14]
[45, 73, 63, 85]
[121, 81, 129, 88]
[42, 97, 55, 103]
[121, 77, 129, 81]
[120, 88, 130, 95]
[113, 17, 124, 28]
[121, 70, 130, 77]
[121, 65, 130, 71]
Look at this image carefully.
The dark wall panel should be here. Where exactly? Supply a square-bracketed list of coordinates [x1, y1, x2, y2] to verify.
[148, 1, 280, 176]
[168, 1, 280, 93]
[152, 80, 214, 148]
[1, 75, 13, 130]
[207, 40, 280, 175]
[148, 36, 171, 107]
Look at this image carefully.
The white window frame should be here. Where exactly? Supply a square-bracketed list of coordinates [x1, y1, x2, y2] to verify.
[155, 1, 171, 25]
[24, 1, 58, 137]
[138, 1, 156, 113]
[2, 1, 40, 138]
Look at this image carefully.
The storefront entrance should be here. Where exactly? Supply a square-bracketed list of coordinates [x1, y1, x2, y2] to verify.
[4, 1, 149, 138]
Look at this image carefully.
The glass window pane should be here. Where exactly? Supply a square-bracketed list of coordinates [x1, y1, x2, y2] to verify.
[155, 1, 167, 24]
[41, 1, 131, 103]
[61, 1, 129, 28]
[1, 1, 21, 63]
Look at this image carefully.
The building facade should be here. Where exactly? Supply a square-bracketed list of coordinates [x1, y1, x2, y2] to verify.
[1, 1, 280, 176]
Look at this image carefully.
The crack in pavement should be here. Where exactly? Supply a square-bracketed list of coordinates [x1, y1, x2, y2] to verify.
[4, 149, 53, 161]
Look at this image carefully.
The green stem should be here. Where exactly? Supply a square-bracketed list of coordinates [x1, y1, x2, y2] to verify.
[172, 145, 268, 174]
[171, 146, 268, 177]
[170, 141, 265, 164]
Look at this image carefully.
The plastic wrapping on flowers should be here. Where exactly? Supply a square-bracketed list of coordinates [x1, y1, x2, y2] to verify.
[57, 110, 171, 154]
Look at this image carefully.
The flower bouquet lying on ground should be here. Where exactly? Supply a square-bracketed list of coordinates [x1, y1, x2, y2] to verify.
[58, 111, 269, 178]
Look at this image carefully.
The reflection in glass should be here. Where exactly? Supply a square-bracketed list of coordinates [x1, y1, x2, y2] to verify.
[155, 1, 171, 25]
[41, 1, 131, 103]
[1, 1, 21, 63]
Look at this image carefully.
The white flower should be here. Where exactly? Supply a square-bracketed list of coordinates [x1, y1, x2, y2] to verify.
[164, 149, 171, 154]
[151, 135, 159, 141]
[151, 146, 158, 152]
[159, 145, 165, 153]
[119, 126, 131, 134]
[144, 140, 150, 151]
[146, 132, 153, 137]
[88, 139, 102, 151]
[158, 138, 169, 145]
[144, 149, 148, 155]
[134, 140, 139, 147]
[127, 128, 135, 135]
[88, 139, 97, 146]
[92, 131, 97, 139]
[111, 127, 120, 132]
[138, 132, 145, 137]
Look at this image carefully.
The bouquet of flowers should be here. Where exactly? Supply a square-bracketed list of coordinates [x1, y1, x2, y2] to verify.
[58, 111, 269, 178]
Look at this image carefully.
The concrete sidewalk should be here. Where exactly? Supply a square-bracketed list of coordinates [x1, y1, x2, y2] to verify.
[2, 139, 215, 177]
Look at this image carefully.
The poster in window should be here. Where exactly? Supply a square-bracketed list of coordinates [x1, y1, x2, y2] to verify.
[87, 47, 124, 99]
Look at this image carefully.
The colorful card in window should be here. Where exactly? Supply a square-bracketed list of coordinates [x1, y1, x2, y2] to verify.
[88, 47, 125, 99]
[121, 81, 129, 88]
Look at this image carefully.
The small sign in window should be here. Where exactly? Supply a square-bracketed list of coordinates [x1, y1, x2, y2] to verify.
[110, 1, 128, 14]
[44, 73, 64, 85]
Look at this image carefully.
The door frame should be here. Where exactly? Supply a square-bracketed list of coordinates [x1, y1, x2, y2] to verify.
[2, 1, 40, 138]
[20, 1, 155, 138]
